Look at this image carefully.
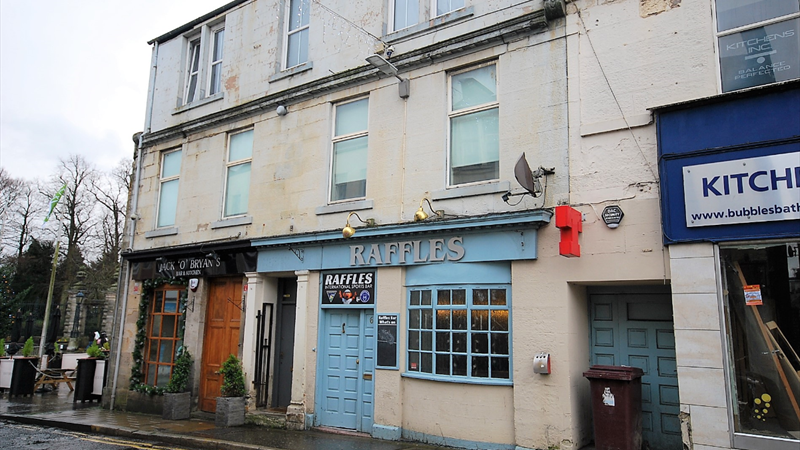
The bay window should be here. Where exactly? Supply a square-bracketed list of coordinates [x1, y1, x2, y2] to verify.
[408, 285, 511, 382]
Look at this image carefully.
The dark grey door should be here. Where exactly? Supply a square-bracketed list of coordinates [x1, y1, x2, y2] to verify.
[590, 286, 681, 450]
[272, 278, 296, 409]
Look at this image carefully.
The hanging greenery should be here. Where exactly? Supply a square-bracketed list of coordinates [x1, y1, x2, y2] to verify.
[129, 277, 188, 396]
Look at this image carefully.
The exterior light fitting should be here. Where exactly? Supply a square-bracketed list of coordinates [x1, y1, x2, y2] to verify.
[413, 197, 443, 222]
[342, 212, 375, 239]
[366, 54, 410, 99]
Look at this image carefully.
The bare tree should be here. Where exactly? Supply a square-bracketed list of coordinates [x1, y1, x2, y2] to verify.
[5, 181, 42, 260]
[91, 159, 132, 260]
[42, 155, 98, 301]
[0, 168, 23, 254]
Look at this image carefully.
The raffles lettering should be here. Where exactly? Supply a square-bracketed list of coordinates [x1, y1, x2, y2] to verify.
[324, 272, 374, 287]
[349, 237, 465, 267]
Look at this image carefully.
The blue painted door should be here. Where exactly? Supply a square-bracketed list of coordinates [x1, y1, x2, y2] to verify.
[590, 290, 681, 450]
[318, 309, 374, 431]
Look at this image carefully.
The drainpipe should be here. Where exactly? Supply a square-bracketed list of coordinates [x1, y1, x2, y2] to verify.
[110, 41, 159, 411]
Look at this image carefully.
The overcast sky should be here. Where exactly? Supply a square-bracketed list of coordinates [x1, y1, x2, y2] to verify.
[0, 0, 226, 181]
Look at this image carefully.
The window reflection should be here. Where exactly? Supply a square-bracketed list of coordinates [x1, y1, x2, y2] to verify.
[721, 242, 800, 439]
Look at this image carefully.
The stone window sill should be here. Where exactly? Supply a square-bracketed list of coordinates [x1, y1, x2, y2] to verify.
[315, 199, 374, 216]
[145, 227, 179, 239]
[211, 216, 253, 229]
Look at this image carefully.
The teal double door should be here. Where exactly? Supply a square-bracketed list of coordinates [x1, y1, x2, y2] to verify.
[589, 287, 681, 450]
[317, 309, 375, 431]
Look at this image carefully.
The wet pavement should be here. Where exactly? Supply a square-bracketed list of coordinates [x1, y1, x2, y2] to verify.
[0, 385, 466, 450]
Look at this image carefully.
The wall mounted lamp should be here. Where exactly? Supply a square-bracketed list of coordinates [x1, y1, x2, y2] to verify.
[366, 54, 410, 99]
[413, 197, 444, 222]
[276, 105, 288, 116]
[342, 211, 376, 239]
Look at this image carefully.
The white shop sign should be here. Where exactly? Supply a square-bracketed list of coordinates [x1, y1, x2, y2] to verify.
[683, 152, 800, 227]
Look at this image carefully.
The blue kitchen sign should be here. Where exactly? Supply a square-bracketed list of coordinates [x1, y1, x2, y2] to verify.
[682, 151, 800, 227]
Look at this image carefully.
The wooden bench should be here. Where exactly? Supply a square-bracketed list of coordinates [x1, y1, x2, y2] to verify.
[34, 368, 74, 392]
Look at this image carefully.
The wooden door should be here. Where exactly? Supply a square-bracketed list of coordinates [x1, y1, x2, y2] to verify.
[199, 278, 243, 412]
[317, 309, 374, 431]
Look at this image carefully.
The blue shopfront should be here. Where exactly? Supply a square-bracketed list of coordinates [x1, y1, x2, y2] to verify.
[656, 81, 800, 449]
[251, 210, 550, 434]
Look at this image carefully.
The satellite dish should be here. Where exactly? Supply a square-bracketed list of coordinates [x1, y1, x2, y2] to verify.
[514, 153, 537, 196]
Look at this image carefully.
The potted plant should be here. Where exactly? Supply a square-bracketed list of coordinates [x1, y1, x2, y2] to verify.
[215, 354, 246, 427]
[163, 349, 192, 420]
[9, 337, 39, 397]
[74, 342, 105, 403]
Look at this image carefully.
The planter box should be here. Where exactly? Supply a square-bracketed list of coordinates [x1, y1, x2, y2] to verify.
[125, 390, 165, 415]
[9, 357, 39, 397]
[74, 358, 102, 402]
[215, 396, 246, 427]
[163, 392, 191, 420]
[92, 360, 107, 395]
[0, 358, 12, 390]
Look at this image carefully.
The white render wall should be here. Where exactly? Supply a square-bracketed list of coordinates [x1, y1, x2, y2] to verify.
[126, 0, 742, 448]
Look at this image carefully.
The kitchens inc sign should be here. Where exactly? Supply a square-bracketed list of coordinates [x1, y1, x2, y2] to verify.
[682, 152, 800, 227]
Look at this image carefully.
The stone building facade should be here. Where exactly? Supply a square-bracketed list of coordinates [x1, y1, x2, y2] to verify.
[107, 1, 800, 450]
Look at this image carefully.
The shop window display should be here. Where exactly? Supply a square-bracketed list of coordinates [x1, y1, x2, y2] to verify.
[721, 242, 800, 440]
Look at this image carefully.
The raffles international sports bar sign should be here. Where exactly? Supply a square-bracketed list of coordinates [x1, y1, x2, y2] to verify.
[323, 271, 375, 305]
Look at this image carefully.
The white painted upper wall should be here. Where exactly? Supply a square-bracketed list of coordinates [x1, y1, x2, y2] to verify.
[132, 0, 721, 250]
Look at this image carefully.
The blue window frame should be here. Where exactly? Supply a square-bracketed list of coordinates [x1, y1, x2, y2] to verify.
[407, 285, 511, 384]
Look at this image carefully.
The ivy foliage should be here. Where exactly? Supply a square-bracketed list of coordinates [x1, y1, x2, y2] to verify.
[129, 277, 187, 396]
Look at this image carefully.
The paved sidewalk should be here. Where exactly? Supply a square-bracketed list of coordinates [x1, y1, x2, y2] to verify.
[0, 385, 464, 450]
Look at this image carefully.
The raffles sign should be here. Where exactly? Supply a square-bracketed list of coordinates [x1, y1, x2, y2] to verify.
[349, 237, 465, 267]
[683, 152, 800, 227]
[323, 271, 375, 305]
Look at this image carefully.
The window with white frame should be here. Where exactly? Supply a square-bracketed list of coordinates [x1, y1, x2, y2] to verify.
[436, 0, 465, 17]
[715, 0, 799, 92]
[224, 129, 253, 217]
[208, 28, 225, 96]
[285, 0, 310, 69]
[330, 98, 369, 202]
[157, 149, 182, 228]
[407, 285, 510, 382]
[448, 63, 499, 186]
[391, 0, 419, 32]
[184, 38, 202, 104]
[183, 23, 225, 105]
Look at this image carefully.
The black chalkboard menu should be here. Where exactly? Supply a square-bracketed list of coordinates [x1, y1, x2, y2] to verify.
[377, 314, 398, 369]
